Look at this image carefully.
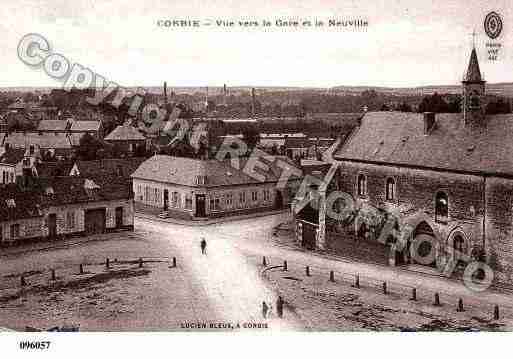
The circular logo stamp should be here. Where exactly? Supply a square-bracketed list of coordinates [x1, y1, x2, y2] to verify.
[484, 11, 503, 39]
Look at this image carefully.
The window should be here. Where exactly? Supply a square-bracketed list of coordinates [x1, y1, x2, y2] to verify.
[454, 235, 465, 252]
[251, 191, 258, 202]
[66, 212, 75, 228]
[263, 189, 270, 201]
[435, 191, 449, 223]
[145, 186, 151, 203]
[10, 224, 19, 239]
[385, 178, 396, 201]
[185, 194, 193, 209]
[172, 192, 180, 207]
[154, 188, 159, 203]
[29, 145, 35, 155]
[226, 193, 233, 207]
[357, 174, 367, 197]
[210, 197, 220, 211]
[239, 191, 246, 204]
[9, 173, 14, 183]
[23, 158, 30, 166]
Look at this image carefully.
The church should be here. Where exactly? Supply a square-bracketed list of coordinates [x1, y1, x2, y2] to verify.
[300, 45, 513, 286]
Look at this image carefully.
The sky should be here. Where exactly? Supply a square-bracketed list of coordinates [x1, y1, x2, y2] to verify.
[0, 0, 512, 88]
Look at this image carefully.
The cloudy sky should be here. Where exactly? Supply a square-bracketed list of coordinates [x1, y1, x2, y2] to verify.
[1, 0, 512, 88]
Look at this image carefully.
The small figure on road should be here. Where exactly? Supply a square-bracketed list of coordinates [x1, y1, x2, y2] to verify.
[276, 296, 284, 318]
[262, 301, 269, 318]
[200, 238, 207, 255]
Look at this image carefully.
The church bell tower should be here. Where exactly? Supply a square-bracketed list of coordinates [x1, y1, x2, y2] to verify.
[462, 46, 486, 127]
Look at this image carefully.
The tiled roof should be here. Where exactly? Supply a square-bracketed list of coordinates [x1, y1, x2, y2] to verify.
[131, 155, 302, 187]
[0, 175, 131, 222]
[334, 111, 513, 176]
[71, 120, 101, 132]
[0, 148, 25, 165]
[35, 161, 74, 177]
[105, 124, 145, 141]
[72, 157, 147, 178]
[2, 132, 80, 149]
[37, 120, 69, 131]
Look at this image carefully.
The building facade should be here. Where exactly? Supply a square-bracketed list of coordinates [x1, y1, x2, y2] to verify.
[131, 155, 302, 220]
[304, 47, 513, 286]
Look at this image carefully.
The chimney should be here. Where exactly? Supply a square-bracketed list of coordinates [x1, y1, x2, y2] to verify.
[423, 112, 436, 135]
[223, 84, 227, 106]
[164, 81, 168, 105]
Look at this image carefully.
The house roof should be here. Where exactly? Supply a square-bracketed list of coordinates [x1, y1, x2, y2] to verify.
[105, 124, 145, 141]
[0, 148, 25, 165]
[131, 155, 302, 187]
[0, 175, 131, 222]
[35, 161, 74, 178]
[2, 132, 80, 149]
[37, 120, 69, 131]
[71, 157, 147, 178]
[71, 120, 101, 132]
[333, 111, 513, 176]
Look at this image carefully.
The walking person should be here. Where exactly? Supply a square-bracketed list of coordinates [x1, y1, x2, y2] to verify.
[200, 238, 207, 255]
[276, 296, 284, 318]
[262, 301, 269, 319]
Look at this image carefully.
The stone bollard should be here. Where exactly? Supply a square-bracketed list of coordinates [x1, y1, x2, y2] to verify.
[382, 282, 387, 295]
[434, 293, 440, 306]
[354, 274, 360, 288]
[494, 305, 500, 320]
[329, 270, 335, 282]
[411, 288, 417, 301]
[139, 257, 143, 268]
[106, 258, 110, 269]
[277, 296, 284, 318]
[457, 298, 464, 312]
[172, 257, 177, 268]
[262, 256, 267, 266]
[20, 276, 27, 287]
[283, 260, 288, 271]
[79, 263, 84, 275]
[306, 266, 310, 277]
[51, 269, 56, 281]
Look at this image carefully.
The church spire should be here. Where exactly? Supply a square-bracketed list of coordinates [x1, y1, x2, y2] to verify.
[464, 47, 483, 83]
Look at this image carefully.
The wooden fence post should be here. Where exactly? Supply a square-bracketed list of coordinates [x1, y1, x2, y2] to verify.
[382, 282, 387, 295]
[434, 293, 440, 306]
[262, 256, 267, 266]
[354, 274, 360, 288]
[329, 270, 335, 282]
[283, 260, 288, 271]
[305, 266, 310, 277]
[494, 305, 500, 320]
[411, 288, 417, 301]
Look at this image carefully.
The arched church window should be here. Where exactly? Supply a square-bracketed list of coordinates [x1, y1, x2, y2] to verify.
[435, 191, 449, 223]
[470, 91, 480, 109]
[386, 177, 396, 201]
[357, 174, 367, 197]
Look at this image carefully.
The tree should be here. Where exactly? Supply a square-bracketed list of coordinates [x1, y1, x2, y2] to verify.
[241, 125, 260, 151]
[76, 133, 104, 161]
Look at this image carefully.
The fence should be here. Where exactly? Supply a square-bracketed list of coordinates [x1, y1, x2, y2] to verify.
[259, 255, 511, 321]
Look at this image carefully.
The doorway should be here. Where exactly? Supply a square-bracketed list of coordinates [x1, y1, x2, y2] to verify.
[48, 213, 57, 238]
[115, 207, 123, 228]
[195, 194, 206, 217]
[163, 189, 169, 211]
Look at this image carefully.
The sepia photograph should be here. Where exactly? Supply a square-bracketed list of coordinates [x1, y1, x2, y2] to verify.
[0, 0, 512, 357]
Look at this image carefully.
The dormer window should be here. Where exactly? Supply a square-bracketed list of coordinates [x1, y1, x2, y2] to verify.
[6, 198, 15, 208]
[195, 176, 207, 185]
[357, 174, 367, 197]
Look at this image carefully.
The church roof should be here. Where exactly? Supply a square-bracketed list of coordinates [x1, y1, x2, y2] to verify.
[464, 47, 483, 83]
[333, 111, 513, 177]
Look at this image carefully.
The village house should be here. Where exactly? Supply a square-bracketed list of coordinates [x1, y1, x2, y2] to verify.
[0, 145, 42, 184]
[104, 123, 146, 154]
[0, 174, 134, 245]
[0, 132, 80, 159]
[37, 118, 103, 138]
[299, 46, 513, 286]
[131, 155, 302, 220]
